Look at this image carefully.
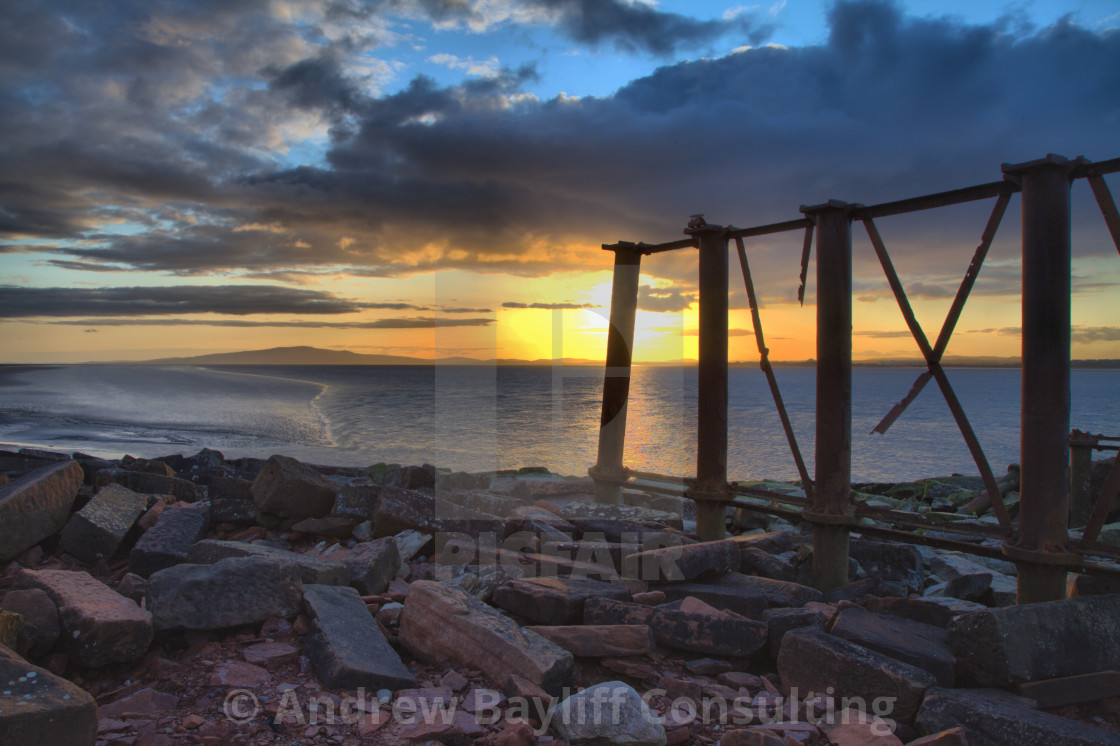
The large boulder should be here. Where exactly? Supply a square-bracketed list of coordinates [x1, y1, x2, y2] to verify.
[251, 455, 337, 519]
[0, 461, 83, 562]
[0, 589, 60, 657]
[0, 643, 97, 746]
[13, 569, 152, 667]
[916, 687, 1120, 746]
[551, 681, 666, 746]
[148, 557, 303, 630]
[59, 483, 148, 565]
[777, 627, 936, 722]
[948, 593, 1120, 687]
[398, 580, 573, 695]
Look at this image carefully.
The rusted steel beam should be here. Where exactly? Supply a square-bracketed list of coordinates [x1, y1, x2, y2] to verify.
[852, 181, 1019, 221]
[601, 238, 696, 254]
[733, 236, 814, 497]
[1003, 154, 1078, 604]
[801, 201, 854, 592]
[725, 217, 813, 240]
[863, 218, 1014, 533]
[1072, 156, 1120, 178]
[687, 221, 731, 542]
[590, 244, 643, 503]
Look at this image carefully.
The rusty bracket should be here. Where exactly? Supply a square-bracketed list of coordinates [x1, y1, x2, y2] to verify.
[1002, 541, 1081, 568]
[1082, 452, 1120, 544]
[801, 508, 857, 526]
[685, 488, 732, 504]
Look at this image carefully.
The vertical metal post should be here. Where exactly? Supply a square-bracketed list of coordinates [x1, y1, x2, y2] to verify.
[1002, 155, 1076, 604]
[591, 244, 642, 504]
[686, 222, 730, 541]
[1069, 429, 1098, 528]
[802, 201, 854, 592]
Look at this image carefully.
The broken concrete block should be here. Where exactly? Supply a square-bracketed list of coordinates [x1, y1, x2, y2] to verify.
[623, 539, 739, 582]
[59, 483, 147, 565]
[948, 594, 1120, 687]
[251, 455, 337, 519]
[301, 584, 415, 691]
[129, 503, 209, 578]
[492, 576, 630, 625]
[374, 486, 503, 537]
[777, 627, 936, 722]
[344, 537, 400, 595]
[830, 605, 956, 687]
[13, 568, 152, 667]
[94, 468, 199, 501]
[584, 597, 768, 658]
[0, 643, 97, 746]
[738, 548, 798, 582]
[762, 607, 825, 659]
[916, 687, 1120, 745]
[398, 580, 573, 695]
[0, 461, 83, 563]
[505, 505, 576, 542]
[187, 539, 349, 586]
[655, 580, 768, 618]
[849, 539, 925, 592]
[709, 572, 822, 608]
[524, 625, 654, 658]
[1015, 671, 1120, 708]
[148, 557, 303, 630]
[863, 596, 986, 628]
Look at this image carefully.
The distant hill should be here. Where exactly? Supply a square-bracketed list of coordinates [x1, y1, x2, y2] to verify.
[140, 346, 602, 366]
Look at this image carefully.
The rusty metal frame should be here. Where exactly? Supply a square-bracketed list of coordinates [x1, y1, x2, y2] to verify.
[589, 154, 1120, 600]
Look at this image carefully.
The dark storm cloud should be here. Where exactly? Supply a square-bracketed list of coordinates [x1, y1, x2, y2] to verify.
[524, 0, 772, 55]
[45, 316, 494, 328]
[0, 285, 363, 317]
[2, 0, 1118, 289]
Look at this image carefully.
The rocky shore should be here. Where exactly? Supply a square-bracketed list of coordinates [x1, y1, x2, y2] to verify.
[1, 446, 1120, 746]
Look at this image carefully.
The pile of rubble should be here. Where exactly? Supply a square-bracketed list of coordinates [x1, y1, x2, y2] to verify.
[1, 446, 1119, 746]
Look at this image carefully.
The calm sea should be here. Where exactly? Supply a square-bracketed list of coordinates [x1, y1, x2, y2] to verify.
[0, 364, 1116, 483]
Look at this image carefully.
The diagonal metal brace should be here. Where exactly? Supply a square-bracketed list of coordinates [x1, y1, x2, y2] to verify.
[796, 223, 815, 306]
[1087, 173, 1120, 256]
[871, 193, 1011, 434]
[864, 217, 1013, 534]
[734, 236, 814, 498]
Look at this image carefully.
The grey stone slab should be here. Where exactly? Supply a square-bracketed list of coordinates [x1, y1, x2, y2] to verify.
[301, 584, 415, 691]
[148, 557, 303, 630]
[59, 483, 147, 565]
[129, 504, 209, 578]
[187, 539, 349, 586]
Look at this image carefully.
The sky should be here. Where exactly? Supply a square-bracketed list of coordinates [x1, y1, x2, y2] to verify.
[1, 0, 1118, 363]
